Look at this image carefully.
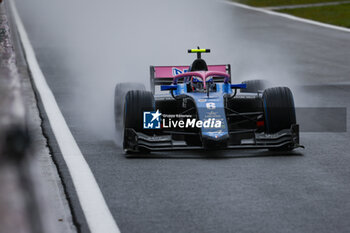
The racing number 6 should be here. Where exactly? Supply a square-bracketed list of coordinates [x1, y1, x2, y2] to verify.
[206, 102, 216, 110]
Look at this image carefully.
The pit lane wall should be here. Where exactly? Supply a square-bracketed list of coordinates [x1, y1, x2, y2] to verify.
[0, 2, 76, 233]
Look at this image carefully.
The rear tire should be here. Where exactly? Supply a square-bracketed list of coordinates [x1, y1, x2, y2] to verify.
[263, 87, 296, 151]
[241, 79, 270, 93]
[114, 83, 145, 141]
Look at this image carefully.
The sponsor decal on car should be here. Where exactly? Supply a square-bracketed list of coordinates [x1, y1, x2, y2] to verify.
[143, 110, 222, 129]
[172, 67, 189, 76]
[143, 110, 162, 129]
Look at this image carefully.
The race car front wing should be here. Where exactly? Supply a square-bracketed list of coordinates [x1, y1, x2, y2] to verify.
[123, 124, 303, 152]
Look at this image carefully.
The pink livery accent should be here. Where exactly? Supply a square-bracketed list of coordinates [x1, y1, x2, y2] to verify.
[153, 65, 228, 78]
[174, 71, 230, 89]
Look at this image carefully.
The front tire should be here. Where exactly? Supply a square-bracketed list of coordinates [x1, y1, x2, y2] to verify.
[114, 83, 145, 141]
[263, 87, 296, 151]
[123, 90, 155, 152]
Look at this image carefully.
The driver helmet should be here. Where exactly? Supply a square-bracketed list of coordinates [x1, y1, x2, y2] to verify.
[191, 77, 204, 91]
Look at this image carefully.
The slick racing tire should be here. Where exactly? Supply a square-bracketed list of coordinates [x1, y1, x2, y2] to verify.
[262, 87, 296, 151]
[114, 83, 145, 139]
[241, 79, 270, 93]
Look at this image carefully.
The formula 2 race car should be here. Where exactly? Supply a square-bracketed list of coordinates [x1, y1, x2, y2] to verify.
[114, 48, 302, 153]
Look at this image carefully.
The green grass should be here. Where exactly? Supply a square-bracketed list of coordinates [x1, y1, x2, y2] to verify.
[234, 0, 350, 7]
[279, 3, 350, 28]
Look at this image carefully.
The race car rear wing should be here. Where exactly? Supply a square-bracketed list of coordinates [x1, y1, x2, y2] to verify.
[150, 64, 231, 93]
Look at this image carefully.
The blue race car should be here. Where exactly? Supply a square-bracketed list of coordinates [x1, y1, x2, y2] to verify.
[114, 48, 302, 153]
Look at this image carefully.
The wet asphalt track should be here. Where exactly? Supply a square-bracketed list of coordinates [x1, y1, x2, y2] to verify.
[15, 1, 350, 233]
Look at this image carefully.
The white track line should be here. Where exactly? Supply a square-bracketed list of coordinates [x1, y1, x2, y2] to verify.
[225, 1, 350, 33]
[9, 1, 121, 233]
[265, 1, 350, 10]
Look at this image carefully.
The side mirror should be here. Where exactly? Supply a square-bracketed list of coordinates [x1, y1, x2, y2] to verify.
[160, 85, 178, 91]
[230, 83, 247, 89]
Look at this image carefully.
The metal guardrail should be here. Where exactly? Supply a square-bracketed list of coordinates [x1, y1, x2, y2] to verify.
[0, 2, 44, 233]
[0, 2, 76, 233]
[0, 1, 30, 162]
